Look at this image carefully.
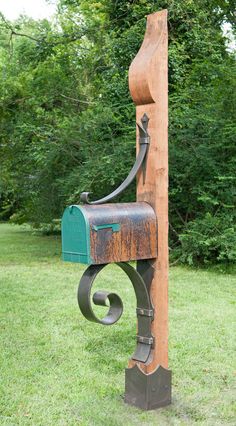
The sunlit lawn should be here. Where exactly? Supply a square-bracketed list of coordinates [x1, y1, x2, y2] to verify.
[0, 223, 235, 425]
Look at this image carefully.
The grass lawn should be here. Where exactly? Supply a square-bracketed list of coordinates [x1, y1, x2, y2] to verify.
[0, 223, 235, 425]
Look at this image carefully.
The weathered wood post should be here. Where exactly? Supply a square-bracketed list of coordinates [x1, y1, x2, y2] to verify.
[61, 9, 171, 411]
[125, 9, 171, 409]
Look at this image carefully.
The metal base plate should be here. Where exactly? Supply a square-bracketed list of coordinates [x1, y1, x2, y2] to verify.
[125, 364, 171, 410]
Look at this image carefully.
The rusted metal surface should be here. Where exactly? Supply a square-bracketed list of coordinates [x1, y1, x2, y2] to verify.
[83, 202, 157, 264]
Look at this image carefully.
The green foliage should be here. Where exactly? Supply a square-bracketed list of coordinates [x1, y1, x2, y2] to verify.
[178, 213, 236, 265]
[0, 1, 235, 264]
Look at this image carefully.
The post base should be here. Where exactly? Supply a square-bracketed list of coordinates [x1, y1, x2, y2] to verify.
[125, 364, 171, 410]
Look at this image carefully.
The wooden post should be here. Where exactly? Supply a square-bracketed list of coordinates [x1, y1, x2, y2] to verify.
[125, 10, 171, 409]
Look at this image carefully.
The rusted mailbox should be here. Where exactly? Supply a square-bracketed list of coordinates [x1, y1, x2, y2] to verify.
[62, 202, 157, 265]
[61, 109, 171, 410]
[61, 115, 159, 367]
[61, 11, 171, 411]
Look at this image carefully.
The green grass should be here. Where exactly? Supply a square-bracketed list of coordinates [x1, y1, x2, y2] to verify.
[0, 223, 235, 425]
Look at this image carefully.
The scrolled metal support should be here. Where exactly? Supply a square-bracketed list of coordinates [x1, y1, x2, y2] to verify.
[77, 264, 123, 325]
[77, 261, 154, 364]
[80, 114, 150, 205]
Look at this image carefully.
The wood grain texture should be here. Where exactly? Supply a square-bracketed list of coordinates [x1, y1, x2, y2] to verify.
[82, 203, 157, 264]
[129, 10, 168, 371]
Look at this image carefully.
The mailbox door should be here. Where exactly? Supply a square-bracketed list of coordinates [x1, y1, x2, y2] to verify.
[62, 206, 91, 264]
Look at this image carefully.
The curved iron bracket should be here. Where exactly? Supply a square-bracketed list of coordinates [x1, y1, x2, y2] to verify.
[80, 114, 150, 205]
[77, 261, 154, 364]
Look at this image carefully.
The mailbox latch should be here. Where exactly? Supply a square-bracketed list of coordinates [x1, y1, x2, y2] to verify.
[92, 223, 120, 232]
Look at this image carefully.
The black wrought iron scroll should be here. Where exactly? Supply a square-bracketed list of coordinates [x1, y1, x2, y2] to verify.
[78, 261, 154, 364]
[80, 113, 150, 205]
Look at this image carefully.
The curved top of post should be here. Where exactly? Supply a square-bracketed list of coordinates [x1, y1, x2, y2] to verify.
[129, 10, 167, 105]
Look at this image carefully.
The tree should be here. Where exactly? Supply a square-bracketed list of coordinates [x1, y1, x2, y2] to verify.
[0, 1, 235, 263]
